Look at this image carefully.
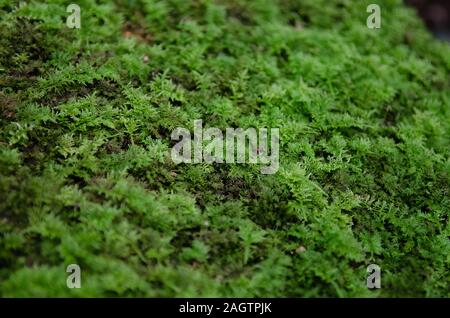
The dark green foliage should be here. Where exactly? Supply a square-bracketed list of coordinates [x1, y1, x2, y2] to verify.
[0, 0, 449, 297]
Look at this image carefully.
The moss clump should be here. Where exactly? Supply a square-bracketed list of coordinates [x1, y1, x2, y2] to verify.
[0, 0, 449, 297]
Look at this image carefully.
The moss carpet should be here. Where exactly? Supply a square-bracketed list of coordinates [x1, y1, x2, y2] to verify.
[0, 0, 449, 297]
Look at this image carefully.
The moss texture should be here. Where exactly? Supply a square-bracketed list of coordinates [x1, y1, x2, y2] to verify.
[0, 0, 449, 297]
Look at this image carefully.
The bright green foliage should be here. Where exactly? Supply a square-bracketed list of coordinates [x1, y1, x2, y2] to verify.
[0, 0, 449, 297]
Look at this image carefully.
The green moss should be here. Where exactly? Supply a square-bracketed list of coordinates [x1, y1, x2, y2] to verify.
[0, 0, 449, 297]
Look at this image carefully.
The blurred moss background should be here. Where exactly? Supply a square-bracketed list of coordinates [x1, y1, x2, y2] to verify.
[406, 0, 450, 41]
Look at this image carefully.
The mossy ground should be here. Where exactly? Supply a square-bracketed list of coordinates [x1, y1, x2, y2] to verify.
[0, 0, 449, 297]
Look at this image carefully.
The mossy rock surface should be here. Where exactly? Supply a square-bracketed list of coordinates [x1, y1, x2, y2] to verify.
[0, 0, 449, 297]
